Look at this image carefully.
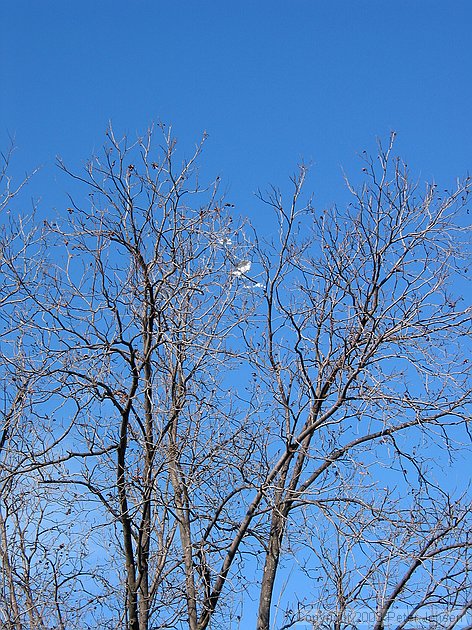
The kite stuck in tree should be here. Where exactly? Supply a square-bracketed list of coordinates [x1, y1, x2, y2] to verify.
[231, 260, 251, 276]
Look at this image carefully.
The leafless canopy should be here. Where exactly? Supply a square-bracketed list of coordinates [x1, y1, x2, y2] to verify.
[1, 128, 471, 629]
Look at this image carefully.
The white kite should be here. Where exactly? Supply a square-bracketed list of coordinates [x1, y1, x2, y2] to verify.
[231, 260, 252, 277]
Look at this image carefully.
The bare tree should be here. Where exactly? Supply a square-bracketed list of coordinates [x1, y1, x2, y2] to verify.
[27, 125, 259, 629]
[0, 146, 99, 629]
[245, 137, 472, 629]
[1, 129, 471, 629]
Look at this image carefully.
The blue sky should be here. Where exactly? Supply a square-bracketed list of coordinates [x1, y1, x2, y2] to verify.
[1, 4, 471, 625]
[2, 1, 472, 225]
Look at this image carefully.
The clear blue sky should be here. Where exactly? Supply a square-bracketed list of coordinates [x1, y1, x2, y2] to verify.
[1, 4, 471, 624]
[1, 0, 472, 222]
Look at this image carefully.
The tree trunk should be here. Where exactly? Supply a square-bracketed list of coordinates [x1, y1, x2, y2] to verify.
[257, 509, 287, 630]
